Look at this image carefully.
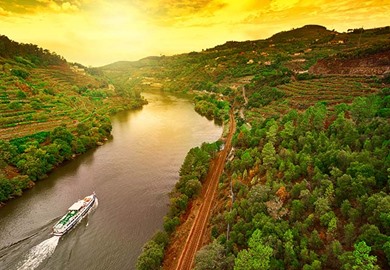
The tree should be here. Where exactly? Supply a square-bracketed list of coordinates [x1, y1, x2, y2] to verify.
[16, 144, 51, 180]
[184, 179, 202, 198]
[351, 241, 379, 270]
[344, 223, 356, 247]
[241, 150, 254, 170]
[136, 240, 164, 270]
[262, 142, 276, 169]
[351, 96, 379, 123]
[195, 240, 233, 270]
[0, 177, 14, 201]
[280, 121, 295, 142]
[50, 126, 74, 144]
[163, 216, 180, 234]
[234, 230, 273, 270]
[283, 229, 299, 268]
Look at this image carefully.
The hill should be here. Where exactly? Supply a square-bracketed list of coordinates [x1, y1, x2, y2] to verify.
[121, 25, 390, 270]
[0, 36, 146, 203]
[101, 25, 390, 92]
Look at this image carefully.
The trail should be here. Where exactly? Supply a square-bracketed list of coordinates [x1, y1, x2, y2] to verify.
[239, 86, 248, 120]
[174, 112, 236, 270]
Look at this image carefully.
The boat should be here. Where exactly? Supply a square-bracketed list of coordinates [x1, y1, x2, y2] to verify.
[53, 193, 97, 236]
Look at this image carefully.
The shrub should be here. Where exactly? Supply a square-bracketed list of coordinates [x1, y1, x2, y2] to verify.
[11, 69, 29, 79]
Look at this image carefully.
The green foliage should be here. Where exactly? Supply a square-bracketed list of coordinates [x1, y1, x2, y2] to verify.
[136, 240, 164, 270]
[50, 126, 74, 144]
[248, 86, 285, 108]
[151, 230, 170, 248]
[261, 142, 276, 169]
[0, 177, 14, 201]
[11, 69, 29, 79]
[8, 101, 23, 110]
[194, 95, 230, 122]
[163, 216, 180, 234]
[234, 230, 273, 270]
[211, 90, 390, 269]
[351, 241, 380, 270]
[195, 240, 233, 270]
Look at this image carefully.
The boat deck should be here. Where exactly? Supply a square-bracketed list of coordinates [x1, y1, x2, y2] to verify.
[58, 210, 78, 226]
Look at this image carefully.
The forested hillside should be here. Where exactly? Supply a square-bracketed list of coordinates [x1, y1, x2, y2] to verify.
[127, 25, 390, 269]
[0, 36, 146, 203]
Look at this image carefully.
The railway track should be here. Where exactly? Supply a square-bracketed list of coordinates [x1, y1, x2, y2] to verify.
[175, 112, 236, 270]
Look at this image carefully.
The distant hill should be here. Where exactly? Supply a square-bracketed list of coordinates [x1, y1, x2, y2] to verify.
[268, 24, 332, 42]
[101, 24, 390, 94]
[0, 35, 65, 66]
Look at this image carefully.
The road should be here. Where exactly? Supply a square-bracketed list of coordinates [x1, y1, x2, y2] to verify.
[174, 112, 236, 270]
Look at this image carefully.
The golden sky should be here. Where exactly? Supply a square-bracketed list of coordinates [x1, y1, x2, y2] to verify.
[0, 0, 389, 66]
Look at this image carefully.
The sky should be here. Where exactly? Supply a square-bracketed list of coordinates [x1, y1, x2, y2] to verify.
[0, 0, 389, 66]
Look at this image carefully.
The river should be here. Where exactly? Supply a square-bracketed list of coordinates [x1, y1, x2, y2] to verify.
[0, 92, 222, 270]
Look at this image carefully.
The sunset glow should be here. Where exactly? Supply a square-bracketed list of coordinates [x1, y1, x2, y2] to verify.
[1, 0, 389, 66]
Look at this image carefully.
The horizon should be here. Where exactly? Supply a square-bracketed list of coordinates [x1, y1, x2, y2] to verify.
[1, 0, 389, 67]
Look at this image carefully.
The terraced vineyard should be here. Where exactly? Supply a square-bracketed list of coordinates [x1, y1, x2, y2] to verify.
[0, 61, 141, 140]
[0, 37, 147, 203]
[245, 76, 381, 121]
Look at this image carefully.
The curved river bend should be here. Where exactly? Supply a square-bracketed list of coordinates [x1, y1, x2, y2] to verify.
[0, 92, 222, 270]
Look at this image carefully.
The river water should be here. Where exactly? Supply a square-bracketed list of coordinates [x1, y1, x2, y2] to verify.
[0, 92, 222, 270]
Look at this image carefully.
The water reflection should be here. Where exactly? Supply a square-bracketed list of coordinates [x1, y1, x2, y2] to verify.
[0, 91, 222, 270]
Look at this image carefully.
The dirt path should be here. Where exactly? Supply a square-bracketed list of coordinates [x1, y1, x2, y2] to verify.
[239, 87, 248, 120]
[174, 112, 236, 270]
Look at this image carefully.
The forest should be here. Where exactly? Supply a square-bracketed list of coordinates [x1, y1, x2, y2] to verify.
[196, 88, 389, 269]
[132, 25, 390, 269]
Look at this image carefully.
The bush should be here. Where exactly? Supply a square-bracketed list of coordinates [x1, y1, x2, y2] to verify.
[11, 69, 29, 79]
[163, 216, 180, 234]
[136, 240, 164, 270]
[8, 101, 22, 110]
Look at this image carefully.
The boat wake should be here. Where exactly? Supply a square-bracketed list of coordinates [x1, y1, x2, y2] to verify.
[14, 195, 98, 270]
[17, 236, 60, 270]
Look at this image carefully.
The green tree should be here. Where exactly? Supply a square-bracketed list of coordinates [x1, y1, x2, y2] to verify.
[50, 126, 74, 144]
[136, 240, 164, 270]
[351, 241, 379, 270]
[234, 230, 273, 270]
[351, 96, 379, 123]
[195, 240, 233, 270]
[184, 179, 202, 198]
[262, 142, 276, 169]
[0, 177, 14, 201]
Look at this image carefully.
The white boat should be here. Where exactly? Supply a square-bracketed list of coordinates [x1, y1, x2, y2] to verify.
[53, 193, 96, 236]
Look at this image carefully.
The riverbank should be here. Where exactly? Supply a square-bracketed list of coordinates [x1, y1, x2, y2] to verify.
[135, 106, 234, 270]
[0, 92, 222, 270]
[0, 95, 147, 205]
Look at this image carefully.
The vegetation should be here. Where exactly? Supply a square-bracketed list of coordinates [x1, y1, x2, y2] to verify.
[204, 89, 389, 269]
[0, 36, 146, 203]
[126, 25, 390, 269]
[2, 24, 389, 269]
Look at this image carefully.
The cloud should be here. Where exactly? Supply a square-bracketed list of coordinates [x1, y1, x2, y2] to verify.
[1, 0, 389, 66]
[0, 0, 85, 14]
[270, 0, 300, 11]
[0, 6, 12, 16]
[130, 0, 227, 26]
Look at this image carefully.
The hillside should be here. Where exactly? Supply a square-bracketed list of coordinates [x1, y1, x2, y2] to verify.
[0, 36, 146, 203]
[126, 25, 390, 270]
[102, 25, 390, 94]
